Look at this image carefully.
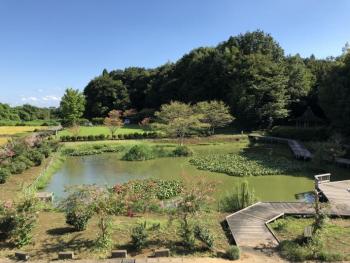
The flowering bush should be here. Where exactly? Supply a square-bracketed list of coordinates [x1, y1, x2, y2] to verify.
[0, 191, 38, 248]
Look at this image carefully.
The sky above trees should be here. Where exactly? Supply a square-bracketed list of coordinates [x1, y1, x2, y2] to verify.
[0, 0, 349, 106]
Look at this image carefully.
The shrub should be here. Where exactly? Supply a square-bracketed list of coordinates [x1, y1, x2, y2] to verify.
[131, 221, 149, 250]
[0, 168, 11, 184]
[219, 181, 257, 212]
[194, 225, 214, 249]
[91, 117, 104, 125]
[0, 191, 39, 247]
[279, 240, 309, 261]
[122, 144, 154, 161]
[270, 126, 330, 141]
[118, 134, 124, 139]
[173, 145, 193, 157]
[14, 155, 34, 169]
[39, 144, 52, 158]
[27, 150, 45, 166]
[87, 135, 94, 141]
[66, 210, 92, 231]
[226, 245, 240, 260]
[10, 161, 27, 174]
[98, 134, 105, 140]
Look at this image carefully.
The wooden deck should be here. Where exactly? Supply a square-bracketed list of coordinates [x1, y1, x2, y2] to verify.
[226, 202, 314, 247]
[318, 179, 350, 214]
[226, 177, 350, 248]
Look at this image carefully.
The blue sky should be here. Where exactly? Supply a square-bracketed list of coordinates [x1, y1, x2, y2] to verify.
[0, 0, 349, 107]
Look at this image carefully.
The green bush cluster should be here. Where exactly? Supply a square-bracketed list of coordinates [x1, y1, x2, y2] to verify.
[63, 144, 125, 156]
[0, 139, 58, 184]
[270, 126, 330, 141]
[60, 131, 161, 142]
[0, 168, 11, 184]
[189, 152, 305, 177]
[173, 145, 193, 157]
[194, 225, 214, 249]
[122, 144, 155, 161]
[110, 179, 183, 215]
[131, 221, 149, 250]
[226, 245, 240, 260]
[122, 144, 193, 161]
[0, 191, 39, 248]
[279, 240, 342, 262]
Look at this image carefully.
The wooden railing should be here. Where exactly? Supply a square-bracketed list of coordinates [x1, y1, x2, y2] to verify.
[314, 173, 331, 188]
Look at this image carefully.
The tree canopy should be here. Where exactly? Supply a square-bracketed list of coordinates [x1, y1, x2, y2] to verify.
[60, 88, 86, 126]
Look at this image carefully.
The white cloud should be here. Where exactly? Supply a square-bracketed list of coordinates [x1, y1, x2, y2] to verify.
[19, 95, 61, 107]
[42, 95, 60, 101]
[21, 96, 38, 101]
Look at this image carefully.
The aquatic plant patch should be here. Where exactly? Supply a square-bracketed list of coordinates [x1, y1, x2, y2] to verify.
[189, 153, 305, 176]
[62, 144, 125, 156]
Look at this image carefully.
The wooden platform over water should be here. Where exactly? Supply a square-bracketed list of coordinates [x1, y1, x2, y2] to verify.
[318, 179, 350, 214]
[226, 177, 350, 248]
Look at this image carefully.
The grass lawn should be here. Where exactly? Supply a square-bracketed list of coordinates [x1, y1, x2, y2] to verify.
[58, 124, 147, 137]
[270, 217, 350, 260]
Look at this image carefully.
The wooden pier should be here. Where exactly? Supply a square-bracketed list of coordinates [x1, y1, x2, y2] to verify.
[248, 135, 312, 160]
[226, 174, 350, 248]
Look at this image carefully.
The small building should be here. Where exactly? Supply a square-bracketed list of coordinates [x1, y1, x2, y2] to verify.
[294, 107, 324, 128]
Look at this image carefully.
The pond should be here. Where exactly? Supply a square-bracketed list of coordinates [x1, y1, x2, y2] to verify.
[45, 143, 318, 201]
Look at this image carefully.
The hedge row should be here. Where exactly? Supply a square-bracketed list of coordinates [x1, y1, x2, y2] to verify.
[60, 132, 162, 142]
[0, 140, 59, 184]
[270, 126, 330, 141]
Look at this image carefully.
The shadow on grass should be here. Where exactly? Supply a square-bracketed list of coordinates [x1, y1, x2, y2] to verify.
[38, 233, 95, 260]
[46, 226, 77, 236]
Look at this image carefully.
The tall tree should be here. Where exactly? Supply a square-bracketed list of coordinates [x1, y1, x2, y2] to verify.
[153, 101, 209, 144]
[319, 53, 350, 134]
[60, 88, 86, 126]
[285, 55, 313, 117]
[194, 101, 234, 134]
[84, 73, 130, 118]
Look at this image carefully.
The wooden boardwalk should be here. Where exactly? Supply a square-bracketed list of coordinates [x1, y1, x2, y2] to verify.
[227, 176, 350, 248]
[248, 135, 312, 160]
[226, 202, 314, 247]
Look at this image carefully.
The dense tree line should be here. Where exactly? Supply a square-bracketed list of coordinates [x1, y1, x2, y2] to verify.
[84, 30, 326, 129]
[0, 103, 57, 122]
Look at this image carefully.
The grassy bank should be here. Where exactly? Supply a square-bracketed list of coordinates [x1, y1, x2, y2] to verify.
[270, 217, 350, 261]
[33, 153, 66, 190]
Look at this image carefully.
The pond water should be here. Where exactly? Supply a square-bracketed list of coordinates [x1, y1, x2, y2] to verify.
[45, 144, 319, 201]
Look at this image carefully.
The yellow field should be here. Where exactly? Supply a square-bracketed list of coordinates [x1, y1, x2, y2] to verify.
[0, 137, 9, 145]
[0, 126, 47, 136]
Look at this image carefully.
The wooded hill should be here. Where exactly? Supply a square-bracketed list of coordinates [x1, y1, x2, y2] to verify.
[83, 30, 350, 133]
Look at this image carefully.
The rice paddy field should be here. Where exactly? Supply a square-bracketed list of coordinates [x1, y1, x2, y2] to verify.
[0, 126, 47, 136]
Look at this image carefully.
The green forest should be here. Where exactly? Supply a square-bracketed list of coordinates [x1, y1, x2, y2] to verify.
[82, 30, 350, 133]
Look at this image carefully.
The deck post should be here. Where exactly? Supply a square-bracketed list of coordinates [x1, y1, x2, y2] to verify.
[314, 173, 331, 189]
